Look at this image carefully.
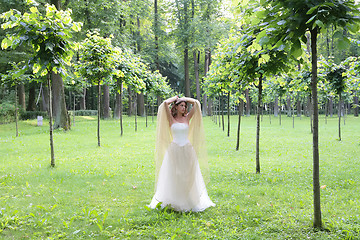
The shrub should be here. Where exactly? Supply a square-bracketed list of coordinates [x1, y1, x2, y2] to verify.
[0, 102, 16, 123]
[20, 111, 48, 120]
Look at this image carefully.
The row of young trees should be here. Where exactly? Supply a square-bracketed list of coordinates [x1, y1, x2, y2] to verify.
[0, 0, 228, 124]
[1, 1, 171, 166]
[203, 0, 360, 229]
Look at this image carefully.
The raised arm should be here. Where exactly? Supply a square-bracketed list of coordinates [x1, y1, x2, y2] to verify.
[180, 97, 198, 120]
[163, 96, 178, 126]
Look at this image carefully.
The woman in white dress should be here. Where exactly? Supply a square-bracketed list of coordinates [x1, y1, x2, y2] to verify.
[149, 96, 215, 212]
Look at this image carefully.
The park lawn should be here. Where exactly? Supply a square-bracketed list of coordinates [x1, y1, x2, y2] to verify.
[0, 114, 359, 239]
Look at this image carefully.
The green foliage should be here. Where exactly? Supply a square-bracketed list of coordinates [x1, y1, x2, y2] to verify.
[0, 2, 82, 77]
[0, 101, 16, 123]
[19, 110, 47, 120]
[77, 30, 116, 86]
[260, 0, 360, 57]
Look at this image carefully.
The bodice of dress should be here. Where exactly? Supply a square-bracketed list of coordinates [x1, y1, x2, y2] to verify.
[171, 122, 190, 146]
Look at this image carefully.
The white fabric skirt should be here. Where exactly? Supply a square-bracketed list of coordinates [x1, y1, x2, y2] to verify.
[150, 142, 215, 212]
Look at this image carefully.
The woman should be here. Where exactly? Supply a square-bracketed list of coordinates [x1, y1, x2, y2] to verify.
[149, 96, 215, 212]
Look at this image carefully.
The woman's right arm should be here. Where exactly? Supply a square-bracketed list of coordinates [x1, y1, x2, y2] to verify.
[163, 96, 178, 126]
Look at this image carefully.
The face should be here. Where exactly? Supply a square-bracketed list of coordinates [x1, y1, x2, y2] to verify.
[176, 102, 187, 115]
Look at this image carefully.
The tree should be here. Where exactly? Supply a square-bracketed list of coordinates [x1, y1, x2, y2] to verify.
[1, 2, 81, 167]
[261, 0, 360, 228]
[1, 62, 30, 137]
[77, 30, 116, 147]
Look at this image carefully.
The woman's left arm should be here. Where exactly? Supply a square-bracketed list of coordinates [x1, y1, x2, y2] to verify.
[181, 97, 198, 120]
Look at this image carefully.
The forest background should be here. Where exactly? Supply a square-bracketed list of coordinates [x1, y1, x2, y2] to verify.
[1, 0, 360, 238]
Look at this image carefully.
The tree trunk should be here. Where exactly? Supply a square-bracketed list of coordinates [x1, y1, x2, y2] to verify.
[15, 85, 19, 137]
[41, 86, 49, 112]
[154, 0, 160, 70]
[128, 87, 133, 116]
[245, 88, 250, 116]
[296, 93, 301, 117]
[97, 83, 101, 147]
[134, 94, 138, 132]
[137, 92, 145, 117]
[119, 82, 123, 136]
[236, 99, 243, 151]
[221, 95, 225, 132]
[17, 83, 26, 111]
[256, 75, 263, 174]
[184, 47, 190, 97]
[274, 96, 279, 117]
[50, 0, 70, 130]
[47, 72, 55, 167]
[286, 95, 291, 117]
[354, 94, 359, 117]
[27, 83, 36, 111]
[203, 49, 211, 116]
[114, 81, 121, 119]
[338, 94, 342, 141]
[80, 87, 86, 110]
[194, 51, 200, 101]
[279, 97, 282, 125]
[103, 84, 110, 119]
[52, 72, 70, 130]
[310, 27, 322, 229]
[227, 92, 230, 137]
[329, 96, 333, 117]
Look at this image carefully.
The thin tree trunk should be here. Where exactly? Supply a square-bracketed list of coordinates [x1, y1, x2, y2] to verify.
[194, 51, 200, 101]
[256, 75, 263, 174]
[154, 0, 160, 70]
[120, 82, 123, 136]
[227, 92, 230, 137]
[73, 92, 75, 127]
[145, 96, 148, 127]
[310, 27, 322, 229]
[97, 83, 101, 147]
[236, 99, 243, 151]
[128, 87, 133, 116]
[297, 92, 301, 117]
[103, 84, 110, 119]
[286, 95, 291, 117]
[245, 88, 250, 116]
[218, 97, 221, 128]
[80, 87, 86, 110]
[114, 82, 121, 119]
[292, 99, 295, 128]
[15, 85, 19, 137]
[47, 73, 55, 167]
[184, 48, 190, 97]
[329, 96, 333, 117]
[354, 94, 359, 117]
[279, 97, 282, 125]
[274, 96, 279, 117]
[338, 94, 342, 141]
[18, 83, 26, 111]
[135, 94, 138, 132]
[310, 94, 313, 134]
[221, 95, 225, 132]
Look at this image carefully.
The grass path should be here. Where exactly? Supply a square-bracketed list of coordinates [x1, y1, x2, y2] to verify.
[0, 114, 359, 239]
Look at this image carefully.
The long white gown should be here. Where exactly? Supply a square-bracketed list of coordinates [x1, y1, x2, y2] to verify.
[150, 122, 215, 212]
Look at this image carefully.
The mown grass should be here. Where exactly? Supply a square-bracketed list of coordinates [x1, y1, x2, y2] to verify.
[0, 113, 359, 239]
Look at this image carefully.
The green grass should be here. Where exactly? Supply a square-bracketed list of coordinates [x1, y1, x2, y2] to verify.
[0, 114, 359, 239]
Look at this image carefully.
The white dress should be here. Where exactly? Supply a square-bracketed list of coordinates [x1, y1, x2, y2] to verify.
[150, 122, 215, 212]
